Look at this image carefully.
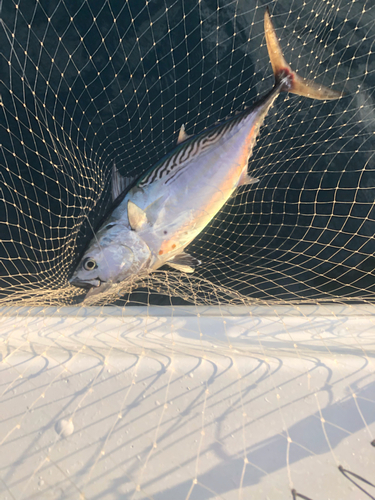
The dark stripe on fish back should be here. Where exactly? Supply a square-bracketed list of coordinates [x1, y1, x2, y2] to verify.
[138, 116, 239, 188]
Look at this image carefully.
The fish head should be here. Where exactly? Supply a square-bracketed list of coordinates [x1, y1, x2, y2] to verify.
[69, 225, 151, 294]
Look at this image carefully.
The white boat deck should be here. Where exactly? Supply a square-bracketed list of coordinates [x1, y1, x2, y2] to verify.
[1, 305, 374, 499]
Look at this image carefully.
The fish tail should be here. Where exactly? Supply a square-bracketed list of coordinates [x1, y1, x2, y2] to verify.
[264, 7, 343, 100]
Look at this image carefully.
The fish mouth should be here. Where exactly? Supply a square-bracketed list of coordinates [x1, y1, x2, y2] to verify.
[69, 277, 102, 290]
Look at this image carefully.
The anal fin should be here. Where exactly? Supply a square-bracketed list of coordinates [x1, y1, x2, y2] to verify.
[238, 170, 259, 187]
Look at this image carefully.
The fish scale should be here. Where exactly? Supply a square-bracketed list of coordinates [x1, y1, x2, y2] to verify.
[69, 8, 343, 299]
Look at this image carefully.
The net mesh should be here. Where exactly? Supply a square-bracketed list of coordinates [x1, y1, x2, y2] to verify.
[0, 0, 375, 499]
[0, 0, 374, 306]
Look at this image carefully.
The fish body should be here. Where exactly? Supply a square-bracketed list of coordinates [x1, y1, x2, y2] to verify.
[111, 110, 262, 257]
[69, 8, 342, 298]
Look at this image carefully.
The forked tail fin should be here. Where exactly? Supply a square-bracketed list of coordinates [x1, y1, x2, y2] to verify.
[264, 7, 343, 100]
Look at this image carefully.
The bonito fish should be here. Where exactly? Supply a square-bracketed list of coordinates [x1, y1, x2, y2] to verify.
[70, 8, 342, 298]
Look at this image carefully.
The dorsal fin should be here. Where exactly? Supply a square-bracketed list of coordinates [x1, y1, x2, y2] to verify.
[177, 124, 191, 144]
[112, 163, 138, 202]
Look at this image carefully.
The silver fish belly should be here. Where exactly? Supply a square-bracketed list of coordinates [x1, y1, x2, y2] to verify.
[69, 8, 343, 297]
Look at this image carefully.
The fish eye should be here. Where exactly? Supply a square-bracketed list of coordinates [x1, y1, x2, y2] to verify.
[83, 257, 97, 271]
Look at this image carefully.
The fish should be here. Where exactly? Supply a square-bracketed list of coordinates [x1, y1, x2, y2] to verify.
[69, 7, 343, 298]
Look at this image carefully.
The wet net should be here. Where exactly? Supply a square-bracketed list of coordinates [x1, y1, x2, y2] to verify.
[0, 0, 374, 499]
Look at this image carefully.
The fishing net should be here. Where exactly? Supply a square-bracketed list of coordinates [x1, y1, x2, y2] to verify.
[1, 0, 374, 306]
[0, 0, 374, 499]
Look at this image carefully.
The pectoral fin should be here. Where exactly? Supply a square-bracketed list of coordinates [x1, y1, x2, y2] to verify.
[144, 195, 166, 225]
[128, 200, 148, 231]
[166, 252, 201, 273]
